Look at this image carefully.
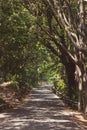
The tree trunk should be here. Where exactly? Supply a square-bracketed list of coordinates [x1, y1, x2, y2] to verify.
[83, 71, 87, 117]
[78, 72, 83, 111]
[75, 61, 87, 114]
[65, 62, 76, 100]
[84, 85, 87, 117]
[75, 62, 84, 111]
[61, 54, 77, 100]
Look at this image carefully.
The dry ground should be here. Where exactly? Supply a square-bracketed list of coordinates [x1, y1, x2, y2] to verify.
[0, 85, 87, 130]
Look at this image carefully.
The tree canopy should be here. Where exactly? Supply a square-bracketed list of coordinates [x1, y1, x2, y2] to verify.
[0, 0, 87, 115]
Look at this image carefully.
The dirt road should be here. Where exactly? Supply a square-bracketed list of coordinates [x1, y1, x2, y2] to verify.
[0, 85, 85, 130]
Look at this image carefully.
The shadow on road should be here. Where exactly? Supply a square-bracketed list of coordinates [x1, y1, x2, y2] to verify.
[0, 85, 84, 130]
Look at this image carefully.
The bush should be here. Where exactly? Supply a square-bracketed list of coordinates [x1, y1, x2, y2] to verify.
[53, 78, 66, 94]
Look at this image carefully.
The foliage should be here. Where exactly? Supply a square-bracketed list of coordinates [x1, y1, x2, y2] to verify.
[23, 0, 87, 114]
[53, 78, 66, 94]
[1, 0, 87, 114]
[0, 0, 48, 88]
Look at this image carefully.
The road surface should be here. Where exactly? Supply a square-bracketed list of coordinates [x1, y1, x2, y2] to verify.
[0, 85, 85, 130]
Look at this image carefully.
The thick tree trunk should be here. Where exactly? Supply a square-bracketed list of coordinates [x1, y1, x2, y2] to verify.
[83, 72, 87, 117]
[61, 54, 77, 100]
[78, 0, 87, 115]
[84, 85, 87, 116]
[78, 74, 83, 111]
[75, 62, 87, 114]
[75, 63, 84, 112]
[65, 62, 76, 100]
[84, 84, 87, 115]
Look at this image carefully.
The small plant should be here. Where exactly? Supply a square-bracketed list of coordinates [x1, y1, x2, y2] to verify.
[53, 78, 66, 94]
[11, 81, 19, 91]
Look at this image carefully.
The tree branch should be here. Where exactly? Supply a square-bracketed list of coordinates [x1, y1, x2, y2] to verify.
[38, 23, 77, 64]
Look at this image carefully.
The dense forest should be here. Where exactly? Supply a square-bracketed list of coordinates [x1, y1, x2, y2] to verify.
[0, 0, 87, 116]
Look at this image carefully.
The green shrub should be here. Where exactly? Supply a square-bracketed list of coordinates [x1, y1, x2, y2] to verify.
[11, 81, 19, 90]
[53, 78, 66, 94]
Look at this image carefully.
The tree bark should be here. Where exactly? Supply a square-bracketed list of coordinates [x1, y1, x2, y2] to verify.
[65, 62, 76, 99]
[60, 54, 77, 100]
[76, 65, 83, 111]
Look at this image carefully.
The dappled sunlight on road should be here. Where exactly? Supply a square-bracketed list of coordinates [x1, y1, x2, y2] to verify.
[0, 85, 84, 130]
